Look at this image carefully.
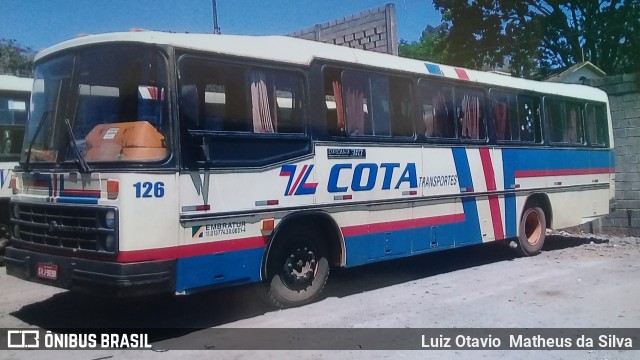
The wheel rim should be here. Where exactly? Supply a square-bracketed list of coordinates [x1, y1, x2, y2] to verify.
[281, 243, 318, 291]
[524, 209, 542, 246]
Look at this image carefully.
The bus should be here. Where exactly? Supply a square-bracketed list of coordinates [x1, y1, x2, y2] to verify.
[5, 32, 614, 307]
[0, 75, 31, 261]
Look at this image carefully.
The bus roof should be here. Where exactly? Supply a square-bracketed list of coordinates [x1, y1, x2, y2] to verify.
[36, 31, 608, 103]
[0, 75, 33, 93]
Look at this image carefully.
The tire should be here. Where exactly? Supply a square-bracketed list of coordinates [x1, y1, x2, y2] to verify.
[516, 203, 546, 256]
[267, 228, 329, 308]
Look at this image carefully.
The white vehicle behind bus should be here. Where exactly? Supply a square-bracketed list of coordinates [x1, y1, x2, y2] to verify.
[0, 75, 31, 261]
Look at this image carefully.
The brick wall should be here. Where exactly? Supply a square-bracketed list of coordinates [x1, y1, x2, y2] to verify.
[288, 3, 398, 55]
[586, 73, 640, 235]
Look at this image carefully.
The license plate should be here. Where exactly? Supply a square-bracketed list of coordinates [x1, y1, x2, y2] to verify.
[36, 263, 58, 280]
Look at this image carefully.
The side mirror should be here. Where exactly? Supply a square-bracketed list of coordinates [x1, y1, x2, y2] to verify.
[180, 85, 200, 129]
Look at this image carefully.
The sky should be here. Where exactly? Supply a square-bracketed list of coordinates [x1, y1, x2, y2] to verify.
[1, 0, 442, 52]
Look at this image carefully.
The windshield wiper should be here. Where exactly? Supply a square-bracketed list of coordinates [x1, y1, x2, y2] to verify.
[63, 118, 92, 173]
[24, 110, 50, 173]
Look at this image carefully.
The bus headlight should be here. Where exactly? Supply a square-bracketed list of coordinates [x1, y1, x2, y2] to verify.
[104, 234, 116, 252]
[12, 204, 20, 219]
[104, 210, 116, 229]
[12, 224, 20, 237]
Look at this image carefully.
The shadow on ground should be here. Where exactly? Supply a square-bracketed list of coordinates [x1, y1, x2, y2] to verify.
[10, 234, 598, 342]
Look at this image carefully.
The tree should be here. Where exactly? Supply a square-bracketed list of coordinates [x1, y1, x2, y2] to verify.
[0, 39, 36, 77]
[399, 24, 449, 64]
[432, 0, 640, 79]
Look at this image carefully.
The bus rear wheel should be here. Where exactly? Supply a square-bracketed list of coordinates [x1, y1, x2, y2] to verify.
[267, 230, 329, 308]
[516, 203, 546, 256]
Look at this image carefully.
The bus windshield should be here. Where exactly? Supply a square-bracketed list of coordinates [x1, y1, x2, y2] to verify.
[22, 46, 170, 166]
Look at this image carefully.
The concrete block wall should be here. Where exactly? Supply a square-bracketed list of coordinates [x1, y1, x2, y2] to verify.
[288, 3, 398, 55]
[586, 73, 640, 235]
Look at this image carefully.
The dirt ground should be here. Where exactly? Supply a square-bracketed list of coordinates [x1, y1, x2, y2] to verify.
[1, 232, 639, 359]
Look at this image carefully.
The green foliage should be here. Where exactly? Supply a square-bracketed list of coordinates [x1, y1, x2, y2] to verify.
[0, 39, 35, 77]
[432, 0, 640, 79]
[399, 25, 449, 64]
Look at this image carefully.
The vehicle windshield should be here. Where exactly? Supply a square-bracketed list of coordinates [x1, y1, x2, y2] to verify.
[0, 89, 29, 159]
[22, 46, 170, 166]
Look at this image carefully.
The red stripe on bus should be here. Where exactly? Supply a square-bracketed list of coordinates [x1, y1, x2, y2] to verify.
[116, 236, 268, 262]
[341, 213, 465, 237]
[289, 164, 308, 196]
[479, 148, 505, 240]
[117, 213, 468, 262]
[479, 149, 497, 190]
[60, 189, 101, 197]
[455, 68, 470, 80]
[30, 181, 50, 188]
[487, 196, 504, 240]
[515, 168, 614, 178]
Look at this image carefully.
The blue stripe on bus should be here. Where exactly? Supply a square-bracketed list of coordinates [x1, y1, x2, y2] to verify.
[55, 197, 99, 204]
[609, 150, 616, 167]
[344, 217, 483, 266]
[505, 193, 517, 237]
[501, 148, 614, 236]
[344, 225, 439, 266]
[425, 63, 443, 76]
[502, 148, 612, 176]
[452, 148, 482, 245]
[345, 148, 486, 266]
[175, 247, 264, 293]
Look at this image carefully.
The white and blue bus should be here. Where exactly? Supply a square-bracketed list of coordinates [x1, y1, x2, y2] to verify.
[0, 74, 31, 259]
[5, 32, 613, 307]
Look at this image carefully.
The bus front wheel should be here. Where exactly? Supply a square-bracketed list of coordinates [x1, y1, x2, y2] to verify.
[267, 229, 329, 308]
[516, 203, 546, 256]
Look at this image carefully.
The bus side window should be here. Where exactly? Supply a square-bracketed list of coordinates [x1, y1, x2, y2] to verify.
[490, 91, 518, 141]
[203, 83, 226, 131]
[419, 80, 455, 139]
[455, 88, 485, 140]
[250, 70, 304, 134]
[389, 77, 414, 137]
[179, 58, 250, 132]
[369, 75, 390, 136]
[0, 130, 11, 154]
[342, 71, 370, 136]
[546, 98, 564, 143]
[327, 70, 394, 137]
[565, 102, 584, 144]
[518, 95, 541, 143]
[221, 68, 250, 132]
[323, 68, 345, 136]
[547, 98, 585, 145]
[586, 103, 608, 147]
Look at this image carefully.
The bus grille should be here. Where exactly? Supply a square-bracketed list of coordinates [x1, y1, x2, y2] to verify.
[10, 202, 118, 256]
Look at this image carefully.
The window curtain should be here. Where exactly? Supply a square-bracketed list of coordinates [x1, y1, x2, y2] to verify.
[432, 92, 449, 137]
[423, 105, 434, 137]
[493, 100, 508, 140]
[332, 80, 345, 134]
[461, 95, 480, 139]
[586, 108, 596, 144]
[251, 71, 275, 133]
[345, 84, 365, 135]
[568, 108, 578, 143]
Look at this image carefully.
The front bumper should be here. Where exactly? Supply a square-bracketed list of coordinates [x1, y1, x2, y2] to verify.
[5, 247, 175, 297]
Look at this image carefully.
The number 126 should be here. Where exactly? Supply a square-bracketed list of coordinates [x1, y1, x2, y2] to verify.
[133, 182, 165, 198]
